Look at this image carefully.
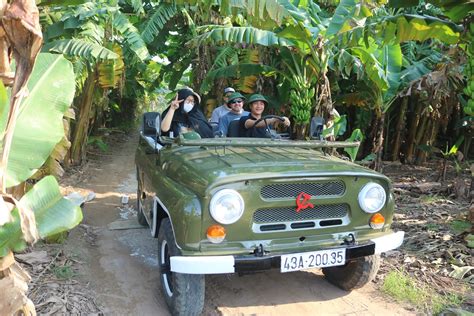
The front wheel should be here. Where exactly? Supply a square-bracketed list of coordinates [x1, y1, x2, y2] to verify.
[158, 218, 205, 316]
[322, 254, 380, 291]
[136, 176, 148, 227]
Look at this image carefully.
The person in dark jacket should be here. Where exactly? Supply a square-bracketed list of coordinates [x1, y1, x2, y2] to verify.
[161, 88, 213, 138]
[239, 94, 290, 138]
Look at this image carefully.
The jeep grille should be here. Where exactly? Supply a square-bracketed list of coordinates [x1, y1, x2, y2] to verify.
[260, 181, 345, 199]
[253, 204, 348, 223]
[252, 204, 349, 233]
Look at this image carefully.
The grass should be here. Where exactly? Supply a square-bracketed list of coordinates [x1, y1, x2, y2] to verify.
[449, 220, 472, 234]
[52, 264, 75, 280]
[382, 270, 463, 315]
[420, 195, 445, 204]
[425, 223, 440, 231]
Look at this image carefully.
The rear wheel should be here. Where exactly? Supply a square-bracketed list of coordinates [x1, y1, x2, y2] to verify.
[322, 254, 380, 291]
[158, 218, 205, 316]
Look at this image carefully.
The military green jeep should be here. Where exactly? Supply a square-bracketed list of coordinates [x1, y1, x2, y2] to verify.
[135, 112, 404, 316]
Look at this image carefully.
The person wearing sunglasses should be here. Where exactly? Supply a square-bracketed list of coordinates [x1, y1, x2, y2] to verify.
[210, 87, 235, 123]
[218, 92, 249, 136]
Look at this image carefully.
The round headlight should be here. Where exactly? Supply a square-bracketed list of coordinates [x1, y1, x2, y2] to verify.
[210, 189, 244, 224]
[358, 183, 386, 213]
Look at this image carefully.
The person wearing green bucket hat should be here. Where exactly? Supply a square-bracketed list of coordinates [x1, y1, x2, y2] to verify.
[218, 92, 249, 136]
[239, 93, 290, 138]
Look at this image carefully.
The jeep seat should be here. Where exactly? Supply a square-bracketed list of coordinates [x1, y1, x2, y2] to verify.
[227, 120, 241, 137]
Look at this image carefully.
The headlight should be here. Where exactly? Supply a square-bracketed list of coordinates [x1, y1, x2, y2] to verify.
[358, 183, 386, 213]
[210, 189, 244, 224]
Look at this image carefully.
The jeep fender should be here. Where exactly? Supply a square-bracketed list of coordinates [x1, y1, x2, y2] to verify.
[151, 193, 202, 251]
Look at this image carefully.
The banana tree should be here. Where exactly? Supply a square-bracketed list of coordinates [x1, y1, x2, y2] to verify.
[0, 2, 82, 314]
[40, 0, 150, 165]
[0, 51, 83, 315]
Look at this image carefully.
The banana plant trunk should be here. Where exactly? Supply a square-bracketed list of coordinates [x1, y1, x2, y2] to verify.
[70, 70, 96, 165]
[391, 97, 408, 161]
[0, 252, 36, 315]
[295, 124, 307, 140]
[371, 109, 385, 172]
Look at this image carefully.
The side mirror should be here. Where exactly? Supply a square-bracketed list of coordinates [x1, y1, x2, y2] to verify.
[310, 117, 324, 140]
[155, 114, 161, 152]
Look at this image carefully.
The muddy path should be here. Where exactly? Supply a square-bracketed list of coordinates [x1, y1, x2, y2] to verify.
[63, 133, 412, 315]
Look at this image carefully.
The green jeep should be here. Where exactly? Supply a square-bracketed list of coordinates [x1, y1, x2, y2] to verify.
[135, 112, 404, 316]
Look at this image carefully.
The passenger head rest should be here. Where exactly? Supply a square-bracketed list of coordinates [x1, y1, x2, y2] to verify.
[142, 112, 159, 136]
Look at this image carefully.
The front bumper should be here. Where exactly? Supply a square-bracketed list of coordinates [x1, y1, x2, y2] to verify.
[170, 231, 404, 275]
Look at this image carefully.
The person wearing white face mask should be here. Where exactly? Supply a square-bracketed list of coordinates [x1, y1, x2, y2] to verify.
[161, 88, 213, 138]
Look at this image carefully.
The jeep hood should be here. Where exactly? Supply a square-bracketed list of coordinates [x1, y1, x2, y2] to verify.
[162, 146, 386, 195]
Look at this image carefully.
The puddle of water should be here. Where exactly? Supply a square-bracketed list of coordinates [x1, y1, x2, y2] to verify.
[117, 229, 158, 267]
[116, 172, 137, 194]
[117, 204, 137, 220]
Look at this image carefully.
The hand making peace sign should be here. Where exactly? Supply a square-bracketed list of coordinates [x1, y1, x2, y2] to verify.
[170, 93, 183, 110]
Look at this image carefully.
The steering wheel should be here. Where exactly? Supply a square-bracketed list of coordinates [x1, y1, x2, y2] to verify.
[252, 115, 289, 139]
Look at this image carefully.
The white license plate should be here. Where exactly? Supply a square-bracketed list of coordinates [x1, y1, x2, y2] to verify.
[281, 248, 346, 273]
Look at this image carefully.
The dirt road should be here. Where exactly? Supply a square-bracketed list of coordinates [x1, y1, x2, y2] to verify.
[65, 133, 412, 315]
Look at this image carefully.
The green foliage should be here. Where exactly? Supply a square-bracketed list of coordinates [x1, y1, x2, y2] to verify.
[200, 63, 277, 93]
[0, 176, 83, 256]
[323, 115, 347, 138]
[383, 270, 463, 314]
[43, 39, 118, 60]
[6, 54, 76, 187]
[344, 129, 363, 161]
[88, 136, 109, 152]
[0, 208, 27, 257]
[197, 26, 294, 47]
[113, 12, 150, 61]
[141, 4, 178, 44]
[449, 220, 472, 235]
[52, 263, 75, 279]
[381, 14, 461, 44]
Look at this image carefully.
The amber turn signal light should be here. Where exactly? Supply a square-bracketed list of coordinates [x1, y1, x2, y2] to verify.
[207, 225, 226, 244]
[369, 213, 385, 229]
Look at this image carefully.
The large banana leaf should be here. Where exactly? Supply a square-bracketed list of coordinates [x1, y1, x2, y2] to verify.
[326, 0, 355, 36]
[198, 26, 294, 47]
[388, 0, 474, 22]
[43, 39, 118, 60]
[6, 53, 75, 187]
[246, 0, 306, 28]
[200, 63, 278, 92]
[141, 4, 178, 44]
[113, 12, 150, 61]
[0, 176, 83, 257]
[380, 14, 461, 44]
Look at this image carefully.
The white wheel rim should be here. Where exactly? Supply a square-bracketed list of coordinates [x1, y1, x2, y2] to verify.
[160, 240, 173, 297]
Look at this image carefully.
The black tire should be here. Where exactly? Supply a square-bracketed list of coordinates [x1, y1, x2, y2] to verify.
[136, 173, 148, 227]
[322, 254, 380, 291]
[158, 218, 205, 316]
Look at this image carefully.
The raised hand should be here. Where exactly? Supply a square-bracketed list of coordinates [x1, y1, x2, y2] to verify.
[170, 94, 183, 110]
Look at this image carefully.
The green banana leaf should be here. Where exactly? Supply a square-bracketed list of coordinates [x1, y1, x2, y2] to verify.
[43, 39, 118, 60]
[381, 14, 461, 45]
[344, 129, 363, 162]
[0, 176, 83, 257]
[197, 26, 294, 47]
[5, 53, 76, 187]
[141, 4, 178, 44]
